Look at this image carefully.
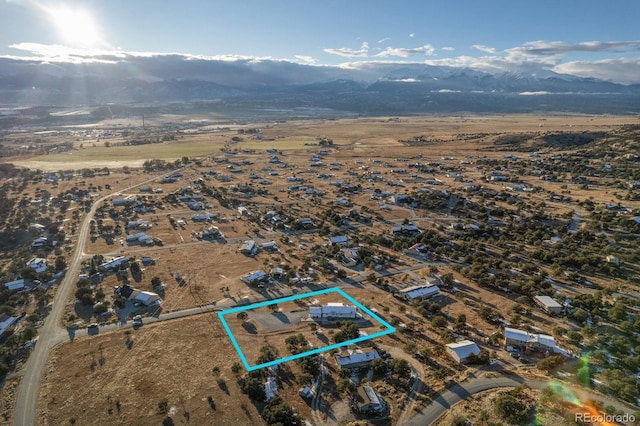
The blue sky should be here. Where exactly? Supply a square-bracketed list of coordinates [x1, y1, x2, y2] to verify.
[1, 0, 640, 83]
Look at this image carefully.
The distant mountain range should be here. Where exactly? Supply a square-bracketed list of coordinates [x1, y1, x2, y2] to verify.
[1, 57, 639, 120]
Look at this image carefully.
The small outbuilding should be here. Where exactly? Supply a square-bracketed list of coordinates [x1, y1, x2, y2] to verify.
[353, 385, 384, 414]
[445, 340, 480, 363]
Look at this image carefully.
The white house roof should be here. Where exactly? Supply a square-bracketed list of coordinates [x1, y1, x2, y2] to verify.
[446, 340, 480, 360]
[504, 327, 534, 343]
[330, 235, 349, 244]
[242, 270, 267, 283]
[27, 258, 48, 273]
[505, 327, 556, 348]
[309, 303, 357, 317]
[398, 284, 440, 300]
[131, 290, 161, 306]
[533, 295, 562, 309]
[335, 348, 380, 368]
[536, 334, 557, 349]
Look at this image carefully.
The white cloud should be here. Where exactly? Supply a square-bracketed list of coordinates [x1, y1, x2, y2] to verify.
[5, 39, 640, 85]
[323, 42, 369, 58]
[507, 40, 640, 57]
[377, 37, 390, 44]
[375, 44, 435, 58]
[294, 55, 318, 64]
[554, 58, 640, 85]
[519, 91, 552, 96]
[472, 45, 497, 54]
[409, 33, 415, 38]
[7, 42, 124, 63]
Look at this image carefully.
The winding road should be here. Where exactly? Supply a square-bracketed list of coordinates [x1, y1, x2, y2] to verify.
[406, 374, 638, 426]
[13, 173, 170, 426]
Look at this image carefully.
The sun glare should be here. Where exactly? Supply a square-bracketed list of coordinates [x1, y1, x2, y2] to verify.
[48, 5, 101, 47]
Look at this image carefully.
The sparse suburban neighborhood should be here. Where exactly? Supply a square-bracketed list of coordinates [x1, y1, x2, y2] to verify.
[0, 115, 639, 425]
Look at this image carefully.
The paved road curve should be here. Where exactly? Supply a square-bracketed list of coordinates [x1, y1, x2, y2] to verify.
[405, 375, 638, 426]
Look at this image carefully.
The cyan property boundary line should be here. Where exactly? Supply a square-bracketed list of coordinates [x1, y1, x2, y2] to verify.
[218, 287, 396, 371]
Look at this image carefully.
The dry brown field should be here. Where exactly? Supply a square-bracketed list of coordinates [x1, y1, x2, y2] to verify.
[38, 314, 264, 426]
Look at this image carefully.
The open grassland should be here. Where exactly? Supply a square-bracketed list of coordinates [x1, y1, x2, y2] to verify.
[6, 114, 639, 171]
[13, 137, 225, 169]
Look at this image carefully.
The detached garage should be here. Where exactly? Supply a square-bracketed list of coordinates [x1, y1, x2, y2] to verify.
[445, 340, 480, 363]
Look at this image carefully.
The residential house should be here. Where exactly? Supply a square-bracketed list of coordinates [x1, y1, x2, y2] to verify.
[100, 256, 128, 271]
[340, 248, 359, 267]
[309, 303, 358, 320]
[329, 235, 349, 246]
[126, 232, 153, 246]
[298, 218, 315, 228]
[240, 240, 256, 255]
[127, 220, 152, 230]
[129, 289, 162, 306]
[27, 258, 48, 273]
[112, 197, 135, 206]
[191, 213, 218, 222]
[31, 237, 48, 250]
[445, 340, 481, 363]
[396, 284, 440, 301]
[241, 270, 268, 284]
[334, 348, 380, 369]
[504, 327, 556, 354]
[391, 224, 421, 236]
[0, 314, 17, 337]
[533, 295, 563, 315]
[261, 241, 279, 252]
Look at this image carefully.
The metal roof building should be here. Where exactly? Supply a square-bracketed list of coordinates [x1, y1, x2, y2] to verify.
[533, 295, 563, 315]
[445, 340, 481, 363]
[397, 284, 440, 301]
[309, 303, 358, 319]
[334, 348, 380, 369]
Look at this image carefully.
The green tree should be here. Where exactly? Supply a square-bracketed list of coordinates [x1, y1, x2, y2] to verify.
[158, 398, 168, 414]
[393, 358, 411, 378]
[237, 311, 248, 322]
[493, 392, 529, 424]
[431, 315, 447, 328]
[370, 358, 388, 376]
[74, 287, 94, 305]
[261, 397, 303, 425]
[333, 321, 360, 343]
[55, 256, 67, 271]
[536, 355, 565, 373]
[241, 375, 266, 401]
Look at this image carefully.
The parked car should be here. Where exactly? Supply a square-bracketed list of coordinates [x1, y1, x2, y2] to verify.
[87, 323, 99, 335]
[132, 315, 143, 327]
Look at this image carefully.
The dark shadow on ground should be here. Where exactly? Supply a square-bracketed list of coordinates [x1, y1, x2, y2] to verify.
[242, 322, 257, 334]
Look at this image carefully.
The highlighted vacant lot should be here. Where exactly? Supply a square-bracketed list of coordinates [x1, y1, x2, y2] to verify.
[218, 288, 396, 371]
